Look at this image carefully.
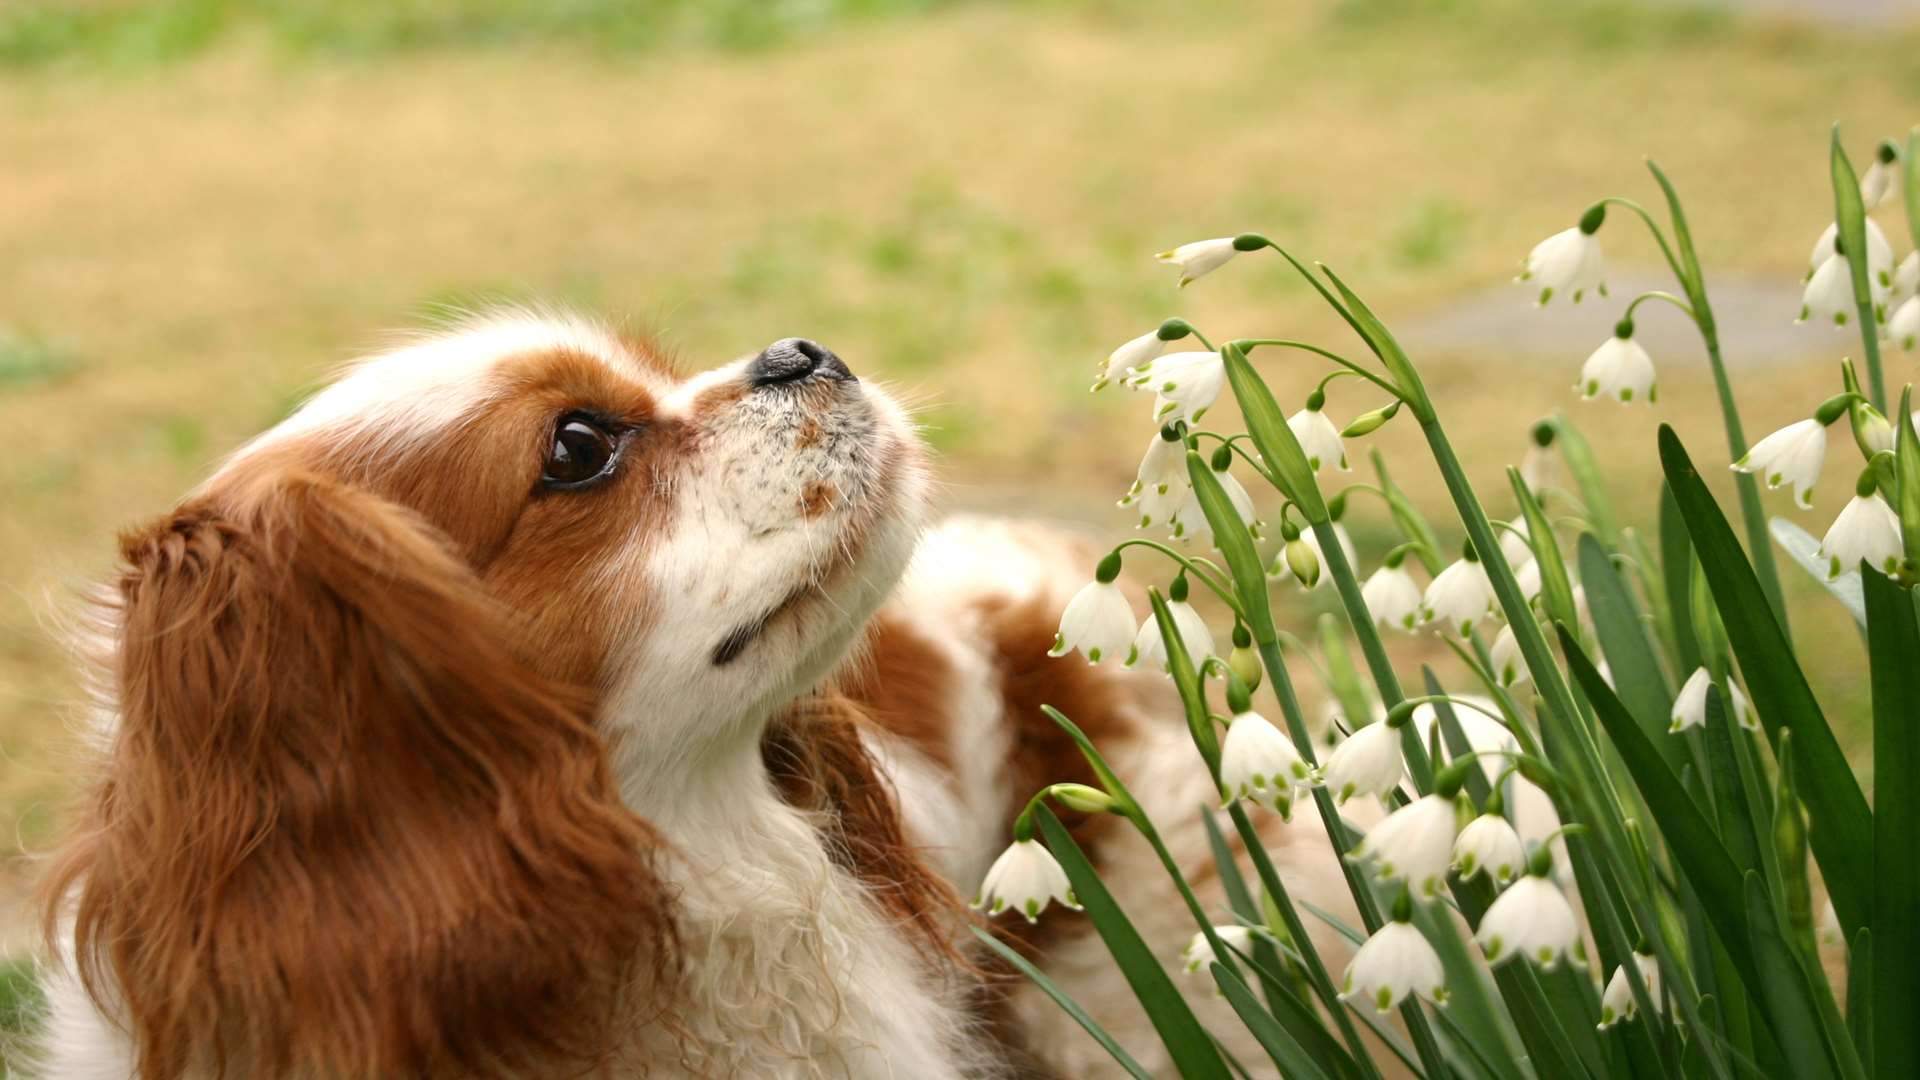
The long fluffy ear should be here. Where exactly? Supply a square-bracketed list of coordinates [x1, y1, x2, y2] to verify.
[43, 472, 673, 1080]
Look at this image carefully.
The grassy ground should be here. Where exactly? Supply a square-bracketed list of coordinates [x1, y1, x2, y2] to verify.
[1, 0, 1915, 1033]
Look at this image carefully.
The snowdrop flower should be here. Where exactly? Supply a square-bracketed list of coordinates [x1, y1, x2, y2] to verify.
[1578, 322, 1656, 404]
[1453, 809, 1527, 886]
[1156, 237, 1239, 287]
[1808, 218, 1894, 291]
[1422, 548, 1495, 636]
[1220, 710, 1313, 816]
[1476, 862, 1584, 969]
[1890, 296, 1920, 351]
[1498, 518, 1533, 569]
[1352, 792, 1461, 898]
[1119, 427, 1188, 529]
[1801, 254, 1859, 327]
[1521, 429, 1558, 495]
[1669, 668, 1761, 733]
[1895, 251, 1919, 305]
[972, 839, 1079, 922]
[1598, 952, 1663, 1030]
[1518, 209, 1607, 305]
[1728, 681, 1757, 731]
[1288, 394, 1350, 472]
[1860, 141, 1900, 210]
[1127, 575, 1214, 673]
[1131, 350, 1226, 426]
[1096, 330, 1167, 390]
[1858, 406, 1895, 456]
[1364, 558, 1424, 632]
[1182, 926, 1254, 974]
[1732, 417, 1828, 509]
[1490, 623, 1529, 688]
[1321, 718, 1406, 805]
[1818, 484, 1903, 579]
[1515, 557, 1543, 602]
[1049, 554, 1135, 665]
[1341, 911, 1448, 1014]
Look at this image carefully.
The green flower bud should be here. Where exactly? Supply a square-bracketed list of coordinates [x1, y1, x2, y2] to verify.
[1050, 783, 1120, 815]
[1285, 537, 1321, 588]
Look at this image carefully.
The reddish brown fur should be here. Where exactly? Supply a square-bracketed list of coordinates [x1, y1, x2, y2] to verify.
[838, 613, 958, 773]
[42, 473, 672, 1080]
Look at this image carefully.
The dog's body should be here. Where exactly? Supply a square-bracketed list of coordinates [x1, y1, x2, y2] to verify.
[31, 313, 1350, 1078]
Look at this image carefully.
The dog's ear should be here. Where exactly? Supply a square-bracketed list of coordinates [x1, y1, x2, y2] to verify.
[45, 472, 674, 1080]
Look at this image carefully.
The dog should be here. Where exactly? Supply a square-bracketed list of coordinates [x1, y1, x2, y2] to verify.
[30, 311, 1358, 1078]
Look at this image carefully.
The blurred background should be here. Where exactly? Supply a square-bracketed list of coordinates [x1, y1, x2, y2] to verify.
[2, 0, 1916, 1048]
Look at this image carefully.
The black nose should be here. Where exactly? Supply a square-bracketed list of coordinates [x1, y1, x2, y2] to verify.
[747, 338, 853, 388]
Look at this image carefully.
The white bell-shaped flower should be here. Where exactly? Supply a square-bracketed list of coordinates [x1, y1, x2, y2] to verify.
[1341, 919, 1448, 1014]
[1097, 330, 1167, 390]
[1119, 429, 1188, 529]
[1490, 623, 1530, 688]
[1598, 952, 1663, 1030]
[1288, 402, 1351, 472]
[1861, 145, 1900, 210]
[1476, 871, 1584, 970]
[1800, 254, 1859, 327]
[1182, 925, 1254, 974]
[1818, 489, 1903, 579]
[1519, 225, 1606, 306]
[972, 839, 1079, 922]
[1321, 720, 1406, 806]
[1515, 557, 1543, 602]
[1578, 328, 1656, 404]
[1732, 418, 1827, 510]
[1889, 296, 1920, 351]
[1220, 710, 1313, 816]
[1422, 553, 1495, 636]
[1364, 561, 1424, 632]
[1131, 350, 1226, 426]
[1156, 237, 1240, 287]
[1127, 586, 1214, 674]
[1352, 793, 1461, 898]
[1453, 812, 1527, 886]
[1808, 218, 1894, 297]
[1669, 667, 1716, 733]
[1894, 251, 1919, 305]
[1049, 573, 1136, 666]
[1499, 517, 1533, 569]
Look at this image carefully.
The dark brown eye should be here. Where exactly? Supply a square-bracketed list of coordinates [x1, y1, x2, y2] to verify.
[543, 415, 619, 490]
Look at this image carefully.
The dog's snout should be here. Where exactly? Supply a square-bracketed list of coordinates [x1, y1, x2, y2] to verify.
[748, 338, 853, 388]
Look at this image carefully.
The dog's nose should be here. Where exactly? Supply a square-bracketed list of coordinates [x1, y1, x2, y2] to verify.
[747, 338, 853, 388]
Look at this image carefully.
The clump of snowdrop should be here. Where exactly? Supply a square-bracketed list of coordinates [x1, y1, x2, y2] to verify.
[1156, 237, 1240, 288]
[1341, 893, 1449, 1014]
[1321, 712, 1408, 806]
[1476, 847, 1585, 970]
[1518, 205, 1607, 305]
[1422, 543, 1496, 636]
[1127, 573, 1214, 673]
[1219, 707, 1314, 817]
[1578, 319, 1656, 404]
[1598, 951, 1664, 1030]
[973, 838, 1079, 923]
[1119, 425, 1189, 529]
[1182, 926, 1254, 975]
[1050, 552, 1135, 665]
[1818, 473, 1904, 579]
[1288, 391, 1350, 472]
[1363, 553, 1424, 632]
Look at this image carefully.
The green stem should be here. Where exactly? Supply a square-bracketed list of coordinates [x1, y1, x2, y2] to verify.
[1234, 338, 1407, 400]
[1110, 539, 1242, 613]
[1698, 327, 1792, 637]
[1856, 297, 1887, 412]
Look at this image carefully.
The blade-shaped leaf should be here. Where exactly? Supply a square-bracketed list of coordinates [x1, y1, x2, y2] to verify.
[1743, 872, 1844, 1080]
[1211, 962, 1335, 1080]
[1660, 482, 1704, 673]
[1220, 345, 1326, 521]
[970, 927, 1155, 1080]
[1657, 425, 1873, 941]
[1862, 567, 1919, 1079]
[1578, 533, 1680, 772]
[1033, 805, 1232, 1079]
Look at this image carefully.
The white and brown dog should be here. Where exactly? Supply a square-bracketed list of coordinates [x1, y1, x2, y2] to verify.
[31, 312, 1355, 1079]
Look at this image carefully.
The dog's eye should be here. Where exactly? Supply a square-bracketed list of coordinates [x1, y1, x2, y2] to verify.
[543, 415, 619, 490]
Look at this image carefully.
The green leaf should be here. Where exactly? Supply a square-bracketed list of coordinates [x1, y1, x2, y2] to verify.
[1769, 518, 1866, 628]
[1895, 388, 1920, 567]
[1219, 345, 1327, 522]
[1578, 533, 1678, 770]
[1830, 129, 1874, 320]
[970, 927, 1156, 1080]
[1547, 413, 1621, 546]
[1512, 470, 1577, 632]
[1659, 482, 1703, 673]
[1149, 590, 1221, 770]
[1847, 927, 1872, 1076]
[1033, 805, 1233, 1080]
[1862, 567, 1919, 1079]
[1657, 425, 1874, 942]
[1372, 448, 1444, 575]
[1186, 449, 1276, 649]
[1211, 962, 1335, 1080]
[1742, 872, 1845, 1080]
[1200, 811, 1329, 1065]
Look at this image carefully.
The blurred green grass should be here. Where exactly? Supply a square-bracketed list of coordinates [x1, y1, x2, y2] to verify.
[0, 1, 1914, 1048]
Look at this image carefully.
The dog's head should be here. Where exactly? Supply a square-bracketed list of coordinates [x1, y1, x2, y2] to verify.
[45, 312, 929, 1078]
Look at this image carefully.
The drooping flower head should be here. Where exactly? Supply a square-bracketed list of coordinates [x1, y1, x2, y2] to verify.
[1182, 925, 1254, 975]
[1363, 553, 1424, 632]
[1321, 711, 1408, 806]
[1288, 391, 1351, 473]
[1731, 411, 1836, 510]
[1127, 572, 1214, 674]
[1577, 319, 1656, 404]
[1095, 330, 1167, 391]
[1859, 140, 1901, 210]
[1422, 542, 1495, 637]
[1598, 951, 1664, 1030]
[1128, 350, 1226, 427]
[1156, 237, 1240, 287]
[1817, 474, 1903, 580]
[972, 839, 1080, 923]
[1219, 709, 1313, 817]
[1049, 552, 1135, 665]
[1341, 892, 1448, 1014]
[1453, 803, 1527, 886]
[1119, 424, 1189, 529]
[1475, 847, 1585, 970]
[1518, 206, 1607, 306]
